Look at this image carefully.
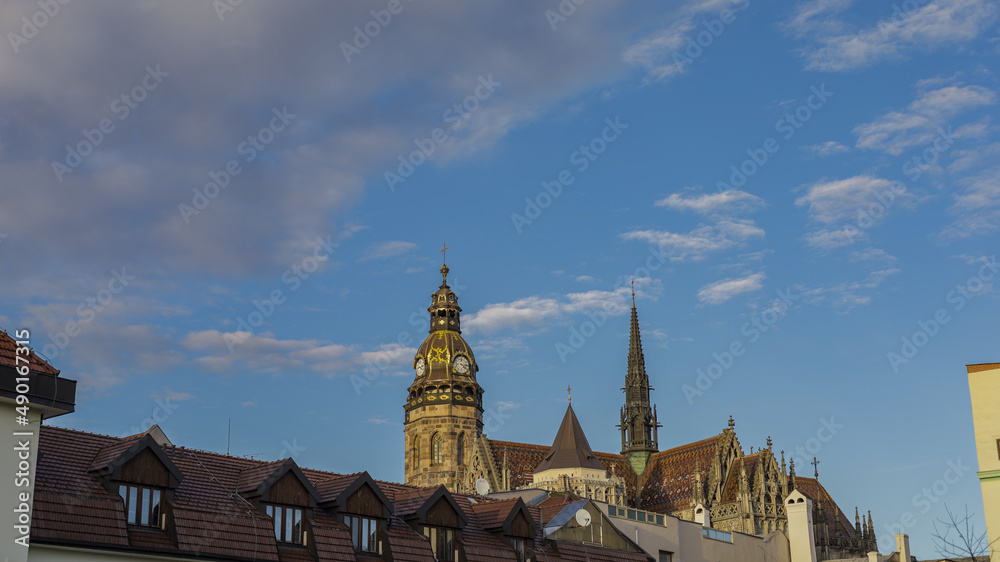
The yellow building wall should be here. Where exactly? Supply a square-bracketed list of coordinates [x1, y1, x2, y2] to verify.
[968, 363, 1000, 562]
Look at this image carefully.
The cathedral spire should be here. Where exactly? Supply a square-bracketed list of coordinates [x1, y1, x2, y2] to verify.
[618, 296, 660, 476]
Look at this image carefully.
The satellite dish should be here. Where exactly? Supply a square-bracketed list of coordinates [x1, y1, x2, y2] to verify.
[574, 509, 592, 527]
[475, 478, 491, 495]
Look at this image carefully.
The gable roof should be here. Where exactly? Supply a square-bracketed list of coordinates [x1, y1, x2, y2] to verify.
[88, 432, 184, 487]
[535, 404, 606, 472]
[393, 484, 469, 529]
[0, 328, 59, 375]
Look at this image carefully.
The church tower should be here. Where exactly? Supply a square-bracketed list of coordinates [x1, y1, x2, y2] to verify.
[404, 254, 484, 489]
[617, 290, 660, 475]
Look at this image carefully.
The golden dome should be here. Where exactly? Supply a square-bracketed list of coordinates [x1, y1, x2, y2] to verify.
[413, 330, 478, 382]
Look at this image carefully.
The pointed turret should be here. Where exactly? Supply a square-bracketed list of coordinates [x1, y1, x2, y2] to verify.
[617, 288, 661, 475]
[535, 403, 605, 472]
[855, 507, 862, 536]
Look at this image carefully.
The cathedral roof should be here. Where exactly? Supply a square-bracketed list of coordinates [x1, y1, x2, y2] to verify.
[534, 403, 606, 473]
[795, 476, 857, 538]
[633, 435, 722, 513]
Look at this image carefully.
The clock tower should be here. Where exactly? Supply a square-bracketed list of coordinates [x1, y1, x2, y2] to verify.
[404, 255, 484, 489]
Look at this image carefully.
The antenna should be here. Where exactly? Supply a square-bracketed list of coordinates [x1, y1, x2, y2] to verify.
[574, 509, 592, 527]
[227, 418, 231, 455]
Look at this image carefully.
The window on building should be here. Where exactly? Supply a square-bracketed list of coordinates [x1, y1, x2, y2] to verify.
[118, 484, 162, 527]
[266, 504, 304, 544]
[424, 526, 456, 561]
[996, 438, 999, 460]
[509, 537, 532, 562]
[346, 515, 382, 554]
[702, 528, 733, 543]
[432, 433, 444, 466]
[412, 436, 421, 466]
[658, 551, 673, 562]
[457, 433, 465, 466]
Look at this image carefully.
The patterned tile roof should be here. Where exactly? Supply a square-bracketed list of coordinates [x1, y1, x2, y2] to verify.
[795, 477, 856, 538]
[0, 328, 59, 375]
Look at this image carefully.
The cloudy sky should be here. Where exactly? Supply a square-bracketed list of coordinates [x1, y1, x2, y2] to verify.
[3, 0, 999, 556]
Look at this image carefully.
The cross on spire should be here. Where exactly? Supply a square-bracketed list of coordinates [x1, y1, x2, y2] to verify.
[440, 241, 449, 264]
[812, 457, 820, 479]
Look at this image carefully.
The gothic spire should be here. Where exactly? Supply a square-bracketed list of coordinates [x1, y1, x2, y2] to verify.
[618, 295, 660, 475]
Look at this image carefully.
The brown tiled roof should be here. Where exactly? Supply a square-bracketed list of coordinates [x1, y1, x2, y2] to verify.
[311, 472, 361, 503]
[454, 495, 518, 562]
[721, 452, 760, 502]
[537, 495, 579, 525]
[0, 328, 59, 375]
[795, 477, 855, 537]
[386, 517, 435, 561]
[469, 497, 519, 530]
[550, 541, 650, 562]
[631, 435, 721, 513]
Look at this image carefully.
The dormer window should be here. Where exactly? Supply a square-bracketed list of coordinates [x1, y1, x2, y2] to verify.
[424, 526, 457, 561]
[118, 484, 163, 527]
[266, 504, 304, 544]
[509, 537, 532, 562]
[346, 515, 382, 554]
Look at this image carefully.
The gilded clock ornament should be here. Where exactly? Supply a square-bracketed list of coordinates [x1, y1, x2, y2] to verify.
[415, 358, 426, 376]
[454, 355, 470, 374]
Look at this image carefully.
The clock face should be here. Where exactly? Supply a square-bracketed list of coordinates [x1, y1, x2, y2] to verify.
[453, 355, 470, 374]
[415, 358, 426, 376]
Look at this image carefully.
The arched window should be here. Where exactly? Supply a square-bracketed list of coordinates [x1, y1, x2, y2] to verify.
[412, 436, 420, 466]
[457, 433, 465, 466]
[431, 433, 444, 466]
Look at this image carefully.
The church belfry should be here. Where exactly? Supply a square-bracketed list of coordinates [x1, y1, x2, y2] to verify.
[618, 289, 660, 475]
[404, 248, 484, 489]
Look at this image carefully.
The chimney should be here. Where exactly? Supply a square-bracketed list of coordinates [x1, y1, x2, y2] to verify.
[785, 490, 818, 562]
[694, 503, 711, 528]
[895, 534, 911, 562]
[867, 552, 880, 562]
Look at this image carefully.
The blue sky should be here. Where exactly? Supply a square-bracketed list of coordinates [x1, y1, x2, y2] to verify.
[2, 0, 999, 557]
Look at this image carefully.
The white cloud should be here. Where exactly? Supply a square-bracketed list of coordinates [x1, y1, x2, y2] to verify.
[942, 166, 1000, 238]
[180, 330, 414, 377]
[655, 189, 764, 215]
[697, 272, 766, 304]
[854, 84, 996, 155]
[359, 241, 418, 261]
[850, 248, 898, 263]
[804, 141, 850, 156]
[463, 279, 659, 333]
[795, 0, 999, 71]
[795, 175, 912, 233]
[623, 0, 752, 83]
[575, 275, 596, 283]
[621, 219, 765, 261]
[801, 268, 901, 311]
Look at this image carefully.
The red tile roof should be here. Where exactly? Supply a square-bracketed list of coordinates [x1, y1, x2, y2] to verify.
[795, 477, 856, 538]
[0, 328, 59, 375]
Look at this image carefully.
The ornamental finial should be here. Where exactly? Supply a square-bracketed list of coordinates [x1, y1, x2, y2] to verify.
[567, 385, 571, 403]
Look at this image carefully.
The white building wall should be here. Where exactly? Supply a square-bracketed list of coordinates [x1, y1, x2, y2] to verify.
[2, 397, 42, 562]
